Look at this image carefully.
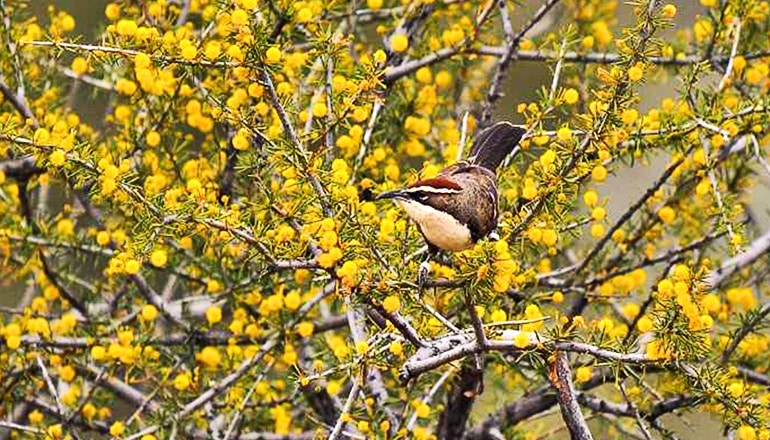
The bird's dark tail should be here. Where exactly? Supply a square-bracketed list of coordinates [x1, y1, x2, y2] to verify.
[467, 121, 526, 172]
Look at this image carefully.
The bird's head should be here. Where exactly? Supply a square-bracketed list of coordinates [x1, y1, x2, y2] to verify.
[375, 177, 463, 204]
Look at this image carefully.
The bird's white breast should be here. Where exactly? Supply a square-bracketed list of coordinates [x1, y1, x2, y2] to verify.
[395, 199, 472, 251]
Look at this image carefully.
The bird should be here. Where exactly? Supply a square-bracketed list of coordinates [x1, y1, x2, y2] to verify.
[376, 121, 526, 283]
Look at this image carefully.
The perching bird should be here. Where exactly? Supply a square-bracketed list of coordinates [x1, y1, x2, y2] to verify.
[377, 121, 526, 258]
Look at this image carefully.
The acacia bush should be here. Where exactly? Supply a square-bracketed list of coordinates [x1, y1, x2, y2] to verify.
[1, 0, 770, 439]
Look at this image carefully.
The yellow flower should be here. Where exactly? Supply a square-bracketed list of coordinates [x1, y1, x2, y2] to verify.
[124, 259, 141, 275]
[71, 57, 89, 75]
[141, 304, 158, 321]
[146, 130, 161, 147]
[737, 425, 757, 440]
[312, 102, 328, 118]
[541, 229, 558, 246]
[198, 346, 222, 368]
[109, 421, 125, 437]
[296, 322, 314, 338]
[621, 109, 638, 125]
[265, 46, 282, 63]
[367, 0, 383, 9]
[590, 223, 606, 238]
[231, 8, 249, 26]
[661, 4, 677, 18]
[657, 206, 676, 224]
[206, 306, 222, 325]
[59, 365, 76, 382]
[583, 190, 598, 207]
[383, 295, 401, 313]
[49, 149, 66, 167]
[232, 132, 250, 150]
[636, 316, 653, 332]
[296, 7, 313, 23]
[204, 41, 221, 60]
[174, 372, 191, 391]
[284, 291, 301, 310]
[28, 410, 44, 424]
[150, 249, 167, 267]
[513, 331, 530, 349]
[628, 64, 644, 82]
[575, 366, 593, 383]
[389, 340, 403, 356]
[105, 3, 120, 20]
[56, 218, 75, 236]
[563, 88, 579, 104]
[390, 33, 409, 52]
[556, 126, 572, 142]
[116, 19, 137, 37]
[591, 207, 607, 221]
[326, 380, 342, 395]
[591, 165, 608, 182]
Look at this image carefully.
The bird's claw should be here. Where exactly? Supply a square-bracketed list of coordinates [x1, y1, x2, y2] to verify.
[418, 260, 432, 294]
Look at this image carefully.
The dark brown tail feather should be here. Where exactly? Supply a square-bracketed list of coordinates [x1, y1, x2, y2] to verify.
[467, 121, 526, 171]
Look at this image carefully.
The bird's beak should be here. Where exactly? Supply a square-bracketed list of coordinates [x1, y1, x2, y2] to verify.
[376, 189, 406, 200]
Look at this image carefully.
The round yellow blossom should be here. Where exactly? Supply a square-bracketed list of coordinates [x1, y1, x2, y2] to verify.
[389, 340, 403, 356]
[284, 291, 301, 310]
[326, 380, 342, 395]
[583, 190, 598, 207]
[367, 0, 383, 8]
[115, 19, 137, 37]
[621, 109, 638, 125]
[416, 67, 432, 83]
[28, 410, 44, 424]
[296, 7, 313, 23]
[737, 425, 757, 440]
[232, 132, 250, 150]
[265, 46, 282, 63]
[146, 130, 161, 147]
[312, 102, 328, 118]
[174, 372, 191, 391]
[49, 149, 66, 167]
[541, 229, 558, 247]
[231, 8, 249, 26]
[206, 306, 223, 325]
[150, 249, 167, 267]
[590, 223, 606, 238]
[124, 259, 141, 275]
[591, 207, 606, 221]
[96, 230, 111, 246]
[109, 421, 125, 437]
[657, 206, 676, 224]
[636, 316, 653, 332]
[628, 64, 644, 82]
[180, 44, 197, 60]
[563, 88, 579, 104]
[141, 304, 158, 321]
[71, 57, 89, 75]
[575, 366, 593, 383]
[435, 70, 452, 88]
[296, 322, 314, 338]
[383, 295, 401, 313]
[204, 41, 221, 60]
[661, 4, 677, 18]
[513, 331, 530, 349]
[105, 3, 120, 20]
[198, 346, 222, 368]
[390, 33, 409, 52]
[556, 126, 572, 142]
[59, 365, 76, 382]
[591, 165, 608, 182]
[552, 291, 564, 303]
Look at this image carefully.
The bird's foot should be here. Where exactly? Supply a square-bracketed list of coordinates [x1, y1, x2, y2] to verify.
[418, 260, 432, 295]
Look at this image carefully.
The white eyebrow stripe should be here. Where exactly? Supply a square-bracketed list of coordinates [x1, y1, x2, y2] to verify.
[404, 186, 462, 194]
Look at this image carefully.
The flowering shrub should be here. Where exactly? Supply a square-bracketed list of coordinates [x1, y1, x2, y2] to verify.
[1, 0, 770, 439]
